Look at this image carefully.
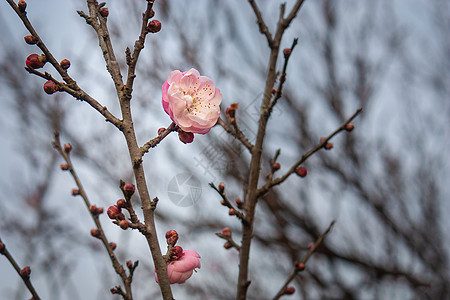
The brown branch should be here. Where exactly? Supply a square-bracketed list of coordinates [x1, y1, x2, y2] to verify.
[123, 0, 155, 101]
[0, 238, 41, 300]
[139, 122, 177, 157]
[237, 2, 307, 299]
[248, 0, 273, 46]
[5, 0, 121, 127]
[210, 183, 246, 222]
[53, 132, 133, 300]
[216, 232, 241, 251]
[217, 118, 254, 152]
[272, 221, 335, 300]
[258, 107, 362, 196]
[269, 38, 299, 114]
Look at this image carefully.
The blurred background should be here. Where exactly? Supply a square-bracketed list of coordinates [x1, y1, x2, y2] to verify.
[0, 0, 449, 299]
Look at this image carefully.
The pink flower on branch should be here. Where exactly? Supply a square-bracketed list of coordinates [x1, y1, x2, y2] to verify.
[162, 68, 222, 134]
[155, 249, 201, 284]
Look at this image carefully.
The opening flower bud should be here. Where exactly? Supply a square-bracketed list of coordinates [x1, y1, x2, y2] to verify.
[107, 205, 121, 219]
[178, 130, 194, 144]
[295, 167, 308, 178]
[44, 80, 58, 94]
[165, 230, 179, 246]
[60, 59, 71, 69]
[24, 35, 38, 45]
[170, 246, 184, 261]
[147, 20, 161, 33]
[26, 54, 46, 69]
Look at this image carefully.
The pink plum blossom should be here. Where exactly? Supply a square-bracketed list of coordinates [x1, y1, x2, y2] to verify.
[162, 68, 222, 134]
[155, 250, 201, 284]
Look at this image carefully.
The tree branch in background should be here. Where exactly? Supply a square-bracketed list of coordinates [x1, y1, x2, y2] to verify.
[272, 221, 335, 300]
[53, 132, 134, 300]
[0, 238, 41, 300]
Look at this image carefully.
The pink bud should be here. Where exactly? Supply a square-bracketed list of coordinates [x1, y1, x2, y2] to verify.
[171, 245, 184, 261]
[147, 20, 161, 33]
[158, 127, 165, 135]
[64, 143, 72, 153]
[324, 142, 333, 150]
[235, 198, 243, 209]
[229, 208, 237, 216]
[116, 199, 126, 208]
[20, 266, 31, 277]
[283, 48, 291, 58]
[272, 162, 281, 171]
[345, 123, 354, 132]
[221, 227, 231, 237]
[123, 183, 135, 197]
[60, 59, 71, 69]
[224, 242, 232, 249]
[107, 205, 121, 219]
[165, 230, 179, 246]
[26, 54, 46, 69]
[178, 130, 194, 144]
[297, 262, 305, 271]
[24, 35, 38, 45]
[72, 188, 80, 196]
[284, 286, 295, 295]
[90, 228, 101, 238]
[89, 205, 98, 215]
[126, 260, 133, 269]
[296, 167, 308, 178]
[99, 7, 109, 17]
[109, 242, 117, 250]
[96, 207, 104, 214]
[218, 182, 225, 193]
[119, 220, 129, 230]
[60, 163, 69, 171]
[43, 80, 58, 94]
[17, 0, 27, 13]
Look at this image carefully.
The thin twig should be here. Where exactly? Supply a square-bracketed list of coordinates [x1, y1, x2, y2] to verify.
[248, 0, 273, 46]
[53, 132, 133, 300]
[217, 118, 254, 152]
[0, 238, 41, 300]
[140, 122, 177, 157]
[269, 38, 299, 114]
[258, 108, 362, 196]
[209, 183, 246, 222]
[215, 232, 241, 251]
[272, 221, 335, 300]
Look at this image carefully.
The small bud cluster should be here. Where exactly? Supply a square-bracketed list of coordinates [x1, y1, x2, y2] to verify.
[89, 205, 104, 216]
[107, 204, 125, 221]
